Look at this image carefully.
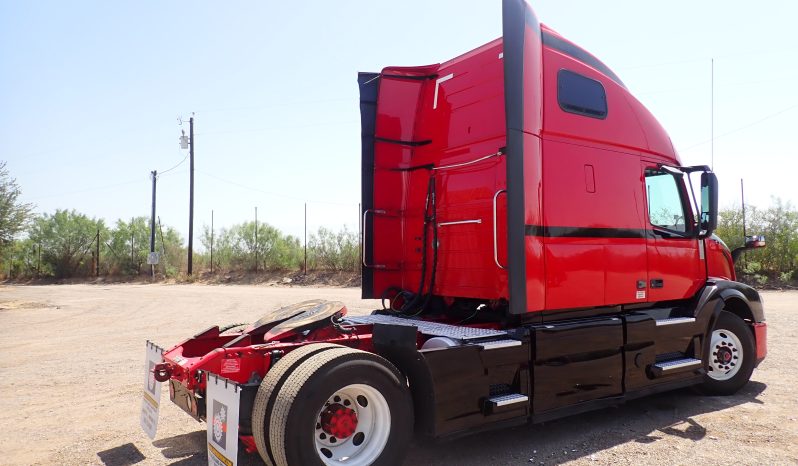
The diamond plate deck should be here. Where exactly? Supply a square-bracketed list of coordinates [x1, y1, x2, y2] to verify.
[344, 314, 507, 341]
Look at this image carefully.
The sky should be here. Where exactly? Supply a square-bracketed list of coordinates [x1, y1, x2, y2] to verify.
[2, 1, 797, 247]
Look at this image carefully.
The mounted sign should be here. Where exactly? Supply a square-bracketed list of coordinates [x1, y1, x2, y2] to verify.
[147, 252, 160, 265]
[140, 340, 164, 439]
[206, 373, 241, 466]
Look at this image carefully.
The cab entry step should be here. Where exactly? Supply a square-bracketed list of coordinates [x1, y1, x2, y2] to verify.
[655, 317, 696, 326]
[484, 393, 529, 414]
[651, 357, 702, 377]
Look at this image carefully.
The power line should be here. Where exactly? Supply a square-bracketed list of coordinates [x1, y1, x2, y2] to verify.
[26, 179, 145, 201]
[196, 169, 357, 207]
[195, 97, 352, 115]
[679, 103, 798, 153]
[195, 120, 359, 137]
[158, 153, 189, 176]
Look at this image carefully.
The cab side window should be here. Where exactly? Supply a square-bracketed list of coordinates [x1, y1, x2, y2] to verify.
[645, 169, 687, 233]
[557, 69, 607, 119]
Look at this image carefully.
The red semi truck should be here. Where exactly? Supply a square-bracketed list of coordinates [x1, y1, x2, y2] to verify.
[143, 1, 767, 465]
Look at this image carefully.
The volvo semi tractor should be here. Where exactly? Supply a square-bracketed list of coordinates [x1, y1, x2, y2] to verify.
[142, 1, 767, 465]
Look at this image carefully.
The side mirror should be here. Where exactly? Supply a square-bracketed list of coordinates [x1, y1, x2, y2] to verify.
[732, 235, 766, 263]
[745, 235, 766, 249]
[700, 172, 718, 237]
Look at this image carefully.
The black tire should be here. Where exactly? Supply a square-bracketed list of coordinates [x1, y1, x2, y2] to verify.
[252, 343, 345, 466]
[699, 310, 756, 395]
[269, 347, 413, 466]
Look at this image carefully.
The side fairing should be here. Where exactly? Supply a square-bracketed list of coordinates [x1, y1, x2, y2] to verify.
[503, 0, 545, 314]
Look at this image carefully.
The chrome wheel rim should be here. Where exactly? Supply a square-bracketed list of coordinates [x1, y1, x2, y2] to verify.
[708, 328, 743, 381]
[314, 383, 391, 465]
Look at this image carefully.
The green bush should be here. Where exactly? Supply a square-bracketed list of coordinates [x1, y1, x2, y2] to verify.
[201, 221, 302, 272]
[716, 198, 798, 283]
[307, 226, 359, 272]
[27, 210, 106, 278]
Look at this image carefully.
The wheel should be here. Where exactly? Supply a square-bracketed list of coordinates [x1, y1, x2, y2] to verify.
[699, 310, 756, 395]
[269, 347, 413, 466]
[219, 323, 248, 334]
[253, 343, 345, 466]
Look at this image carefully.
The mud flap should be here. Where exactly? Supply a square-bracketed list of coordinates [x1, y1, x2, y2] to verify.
[206, 373, 241, 466]
[140, 341, 164, 439]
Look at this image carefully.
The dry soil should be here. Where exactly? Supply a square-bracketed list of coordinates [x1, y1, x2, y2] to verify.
[0, 284, 795, 466]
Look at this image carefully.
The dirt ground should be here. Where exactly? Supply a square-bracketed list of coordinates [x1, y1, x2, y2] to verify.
[0, 284, 795, 466]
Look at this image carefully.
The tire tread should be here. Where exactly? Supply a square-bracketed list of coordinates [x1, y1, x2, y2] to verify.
[269, 347, 360, 466]
[252, 343, 345, 466]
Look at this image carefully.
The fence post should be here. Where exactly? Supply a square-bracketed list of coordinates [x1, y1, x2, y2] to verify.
[95, 229, 100, 277]
[130, 217, 135, 274]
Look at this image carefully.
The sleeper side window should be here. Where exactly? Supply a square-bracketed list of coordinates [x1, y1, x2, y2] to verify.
[557, 69, 608, 119]
[645, 169, 688, 233]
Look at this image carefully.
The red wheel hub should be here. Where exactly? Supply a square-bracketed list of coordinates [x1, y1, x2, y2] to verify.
[718, 347, 733, 364]
[320, 403, 358, 439]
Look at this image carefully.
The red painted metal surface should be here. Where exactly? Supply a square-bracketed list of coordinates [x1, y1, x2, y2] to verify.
[240, 435, 257, 454]
[706, 237, 736, 281]
[753, 322, 767, 361]
[366, 18, 719, 313]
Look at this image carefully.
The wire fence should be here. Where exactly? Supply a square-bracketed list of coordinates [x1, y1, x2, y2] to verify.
[1, 203, 363, 280]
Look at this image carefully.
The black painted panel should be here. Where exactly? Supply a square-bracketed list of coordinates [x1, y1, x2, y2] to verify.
[623, 313, 657, 390]
[422, 342, 530, 436]
[533, 317, 623, 412]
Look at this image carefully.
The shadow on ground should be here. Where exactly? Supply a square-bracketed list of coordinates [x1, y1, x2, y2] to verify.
[97, 382, 765, 465]
[152, 430, 263, 466]
[97, 443, 146, 466]
[405, 381, 766, 465]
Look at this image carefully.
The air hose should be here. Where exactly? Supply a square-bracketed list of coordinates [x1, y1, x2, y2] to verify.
[399, 175, 438, 316]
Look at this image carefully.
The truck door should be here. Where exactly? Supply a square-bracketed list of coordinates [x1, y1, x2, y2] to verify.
[641, 163, 705, 302]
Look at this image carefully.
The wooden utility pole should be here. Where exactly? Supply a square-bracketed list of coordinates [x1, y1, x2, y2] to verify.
[188, 116, 195, 275]
[150, 170, 157, 278]
[304, 202, 307, 275]
[254, 206, 258, 272]
[210, 210, 214, 274]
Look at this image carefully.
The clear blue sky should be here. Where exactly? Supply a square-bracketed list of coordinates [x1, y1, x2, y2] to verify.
[2, 1, 796, 246]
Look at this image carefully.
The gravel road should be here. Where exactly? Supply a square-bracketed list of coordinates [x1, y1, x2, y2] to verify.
[0, 284, 795, 465]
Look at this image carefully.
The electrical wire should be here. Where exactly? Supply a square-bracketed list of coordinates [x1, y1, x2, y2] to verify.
[196, 120, 358, 137]
[26, 179, 144, 201]
[158, 153, 189, 176]
[196, 169, 357, 207]
[679, 103, 798, 153]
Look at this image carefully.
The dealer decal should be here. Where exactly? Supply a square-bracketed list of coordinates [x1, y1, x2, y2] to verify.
[220, 358, 240, 374]
[206, 374, 241, 466]
[140, 341, 164, 440]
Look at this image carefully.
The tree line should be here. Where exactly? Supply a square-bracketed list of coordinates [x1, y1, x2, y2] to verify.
[0, 209, 360, 279]
[1, 161, 795, 283]
[7, 201, 796, 283]
[715, 198, 798, 285]
[0, 161, 361, 279]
